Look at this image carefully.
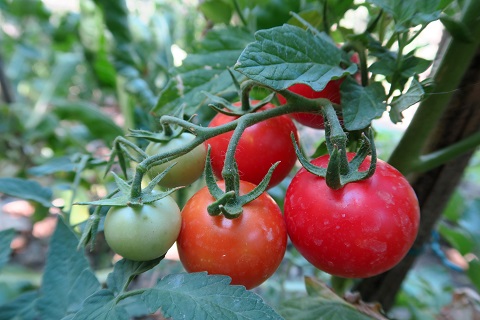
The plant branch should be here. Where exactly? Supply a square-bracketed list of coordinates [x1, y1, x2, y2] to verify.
[388, 1, 480, 176]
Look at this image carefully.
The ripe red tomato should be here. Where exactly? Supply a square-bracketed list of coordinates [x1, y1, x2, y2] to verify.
[277, 82, 342, 129]
[177, 180, 287, 289]
[207, 102, 299, 188]
[284, 153, 420, 278]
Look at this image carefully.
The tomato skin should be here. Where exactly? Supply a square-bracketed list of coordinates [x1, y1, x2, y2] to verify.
[177, 181, 287, 289]
[207, 102, 299, 188]
[284, 154, 420, 278]
[277, 82, 343, 129]
[104, 196, 181, 261]
[145, 132, 207, 188]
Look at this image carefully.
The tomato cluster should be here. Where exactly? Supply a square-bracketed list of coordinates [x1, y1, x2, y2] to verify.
[103, 78, 419, 288]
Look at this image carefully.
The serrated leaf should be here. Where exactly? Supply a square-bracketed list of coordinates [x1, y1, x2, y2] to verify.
[0, 228, 15, 269]
[0, 291, 38, 320]
[279, 296, 374, 320]
[36, 217, 101, 319]
[141, 272, 283, 319]
[0, 178, 52, 208]
[71, 289, 129, 320]
[235, 24, 357, 91]
[389, 79, 424, 123]
[340, 78, 387, 130]
[367, 0, 442, 31]
[107, 258, 162, 295]
[152, 27, 253, 116]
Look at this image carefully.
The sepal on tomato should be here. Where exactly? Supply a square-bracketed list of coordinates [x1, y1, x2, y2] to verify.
[75, 163, 181, 207]
[204, 146, 279, 218]
[292, 103, 377, 189]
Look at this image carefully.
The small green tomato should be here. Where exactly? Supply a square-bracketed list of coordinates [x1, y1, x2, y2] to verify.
[145, 132, 207, 188]
[104, 195, 181, 261]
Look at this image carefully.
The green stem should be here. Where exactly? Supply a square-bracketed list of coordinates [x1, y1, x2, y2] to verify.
[232, 0, 247, 27]
[66, 154, 89, 222]
[388, 0, 480, 175]
[412, 131, 480, 173]
[115, 288, 147, 304]
[322, 0, 329, 35]
[130, 94, 328, 198]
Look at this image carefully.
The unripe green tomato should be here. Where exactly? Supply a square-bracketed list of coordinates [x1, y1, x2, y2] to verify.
[104, 195, 181, 261]
[145, 132, 207, 188]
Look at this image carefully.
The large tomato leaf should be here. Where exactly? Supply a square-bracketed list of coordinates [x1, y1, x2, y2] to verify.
[0, 291, 38, 320]
[141, 272, 283, 319]
[340, 78, 387, 130]
[0, 178, 53, 208]
[0, 228, 15, 269]
[152, 27, 254, 117]
[36, 217, 101, 319]
[235, 24, 357, 92]
[279, 296, 375, 320]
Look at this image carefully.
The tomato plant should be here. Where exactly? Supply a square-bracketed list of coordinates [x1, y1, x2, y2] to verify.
[207, 102, 299, 188]
[176, 180, 287, 289]
[145, 132, 207, 188]
[104, 195, 181, 261]
[284, 153, 420, 278]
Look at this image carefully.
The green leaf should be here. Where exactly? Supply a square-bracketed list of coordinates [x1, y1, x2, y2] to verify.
[52, 100, 124, 143]
[0, 178, 52, 208]
[340, 78, 387, 130]
[235, 24, 357, 91]
[279, 296, 374, 320]
[437, 222, 474, 255]
[153, 27, 253, 117]
[198, 0, 233, 24]
[0, 291, 38, 320]
[440, 15, 475, 43]
[141, 272, 283, 319]
[389, 79, 424, 123]
[70, 289, 129, 320]
[467, 260, 480, 292]
[367, 0, 442, 31]
[107, 258, 162, 295]
[0, 229, 15, 269]
[36, 217, 101, 319]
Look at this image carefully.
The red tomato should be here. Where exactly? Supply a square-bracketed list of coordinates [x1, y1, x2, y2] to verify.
[207, 102, 299, 189]
[284, 153, 420, 278]
[177, 180, 287, 289]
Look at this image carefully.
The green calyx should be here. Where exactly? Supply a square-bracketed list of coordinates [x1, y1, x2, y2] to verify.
[76, 163, 180, 208]
[293, 104, 377, 190]
[204, 147, 279, 219]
